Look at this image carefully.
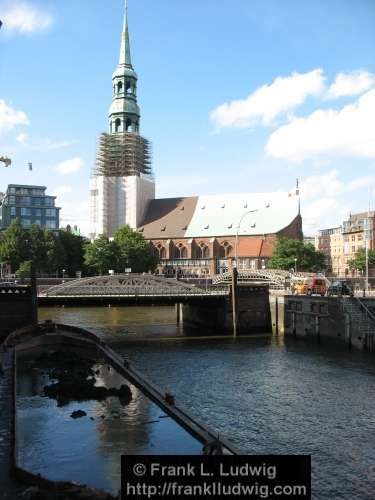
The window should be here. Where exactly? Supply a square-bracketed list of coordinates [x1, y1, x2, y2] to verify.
[8, 196, 15, 204]
[219, 241, 232, 258]
[46, 220, 56, 229]
[22, 219, 31, 228]
[34, 220, 41, 226]
[21, 196, 31, 204]
[10, 207, 16, 216]
[175, 244, 187, 259]
[9, 187, 16, 194]
[117, 81, 123, 93]
[156, 244, 166, 259]
[35, 209, 42, 217]
[115, 118, 121, 133]
[21, 207, 31, 216]
[125, 118, 132, 132]
[197, 243, 210, 259]
[46, 208, 56, 217]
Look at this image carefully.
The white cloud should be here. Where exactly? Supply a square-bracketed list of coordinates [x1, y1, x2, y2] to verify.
[54, 157, 84, 175]
[210, 68, 325, 129]
[298, 171, 375, 235]
[52, 185, 73, 198]
[0, 99, 29, 134]
[327, 70, 375, 99]
[16, 132, 28, 144]
[1, 0, 53, 34]
[59, 200, 90, 236]
[266, 89, 375, 163]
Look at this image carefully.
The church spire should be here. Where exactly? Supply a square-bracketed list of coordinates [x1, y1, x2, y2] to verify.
[119, 0, 132, 68]
[109, 0, 140, 135]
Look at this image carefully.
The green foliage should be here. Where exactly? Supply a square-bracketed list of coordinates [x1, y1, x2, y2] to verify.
[84, 235, 120, 275]
[268, 237, 326, 272]
[84, 226, 157, 275]
[114, 225, 157, 273]
[58, 230, 86, 276]
[0, 219, 28, 270]
[348, 248, 375, 272]
[16, 260, 32, 278]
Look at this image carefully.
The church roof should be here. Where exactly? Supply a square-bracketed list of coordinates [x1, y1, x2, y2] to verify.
[139, 191, 299, 239]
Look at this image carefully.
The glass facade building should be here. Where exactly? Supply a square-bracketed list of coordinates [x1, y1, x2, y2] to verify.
[0, 184, 60, 230]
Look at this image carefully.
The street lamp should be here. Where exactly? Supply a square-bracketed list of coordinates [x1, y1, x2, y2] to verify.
[62, 269, 66, 282]
[235, 209, 259, 269]
[294, 258, 297, 273]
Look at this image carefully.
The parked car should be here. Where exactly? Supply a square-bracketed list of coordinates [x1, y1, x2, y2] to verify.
[293, 276, 327, 296]
[326, 280, 353, 297]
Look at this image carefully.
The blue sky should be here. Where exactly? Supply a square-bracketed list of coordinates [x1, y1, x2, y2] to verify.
[0, 0, 375, 236]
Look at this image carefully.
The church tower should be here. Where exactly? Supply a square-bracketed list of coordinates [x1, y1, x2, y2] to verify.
[90, 1, 155, 239]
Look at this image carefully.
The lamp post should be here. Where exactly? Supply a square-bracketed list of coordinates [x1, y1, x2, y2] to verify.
[234, 209, 259, 269]
[62, 269, 66, 282]
[294, 258, 297, 273]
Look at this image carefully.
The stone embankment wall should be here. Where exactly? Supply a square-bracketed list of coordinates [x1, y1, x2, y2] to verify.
[284, 296, 375, 351]
[0, 286, 36, 342]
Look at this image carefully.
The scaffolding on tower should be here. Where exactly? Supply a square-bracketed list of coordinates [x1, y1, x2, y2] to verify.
[94, 132, 152, 177]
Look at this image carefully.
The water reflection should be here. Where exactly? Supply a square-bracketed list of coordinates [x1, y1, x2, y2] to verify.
[36, 306, 375, 499]
[16, 348, 202, 494]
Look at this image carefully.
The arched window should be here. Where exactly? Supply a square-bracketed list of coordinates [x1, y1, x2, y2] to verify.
[219, 241, 232, 258]
[125, 118, 132, 132]
[114, 118, 121, 133]
[156, 244, 166, 259]
[125, 81, 132, 94]
[175, 243, 187, 259]
[117, 81, 123, 93]
[198, 243, 209, 259]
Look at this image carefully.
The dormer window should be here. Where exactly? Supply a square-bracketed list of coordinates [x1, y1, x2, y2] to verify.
[161, 226, 166, 232]
[204, 224, 209, 229]
[266, 203, 270, 208]
[228, 223, 233, 229]
[138, 227, 144, 232]
[244, 203, 248, 208]
[180, 206, 184, 211]
[221, 204, 225, 208]
[251, 223, 256, 228]
[201, 205, 205, 210]
[117, 81, 123, 93]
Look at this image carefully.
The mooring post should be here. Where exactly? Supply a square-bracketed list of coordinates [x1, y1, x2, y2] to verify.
[231, 267, 238, 338]
[275, 296, 279, 335]
[345, 312, 351, 349]
[30, 264, 38, 325]
[315, 315, 320, 342]
[176, 303, 181, 324]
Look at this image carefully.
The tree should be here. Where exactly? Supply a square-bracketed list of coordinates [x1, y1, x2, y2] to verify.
[114, 225, 157, 273]
[268, 238, 326, 272]
[0, 219, 28, 271]
[58, 229, 86, 276]
[84, 235, 120, 274]
[348, 248, 375, 273]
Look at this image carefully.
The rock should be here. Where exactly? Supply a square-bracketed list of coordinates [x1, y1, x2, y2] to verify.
[71, 409, 87, 419]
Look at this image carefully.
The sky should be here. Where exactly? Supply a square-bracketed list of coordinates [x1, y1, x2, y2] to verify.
[0, 0, 375, 237]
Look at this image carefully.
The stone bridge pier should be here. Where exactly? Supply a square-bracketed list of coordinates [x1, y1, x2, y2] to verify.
[181, 284, 271, 335]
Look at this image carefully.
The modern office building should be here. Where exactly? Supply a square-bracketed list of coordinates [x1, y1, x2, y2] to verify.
[0, 184, 60, 231]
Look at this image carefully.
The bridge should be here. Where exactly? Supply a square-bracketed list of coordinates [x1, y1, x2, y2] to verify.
[39, 274, 229, 300]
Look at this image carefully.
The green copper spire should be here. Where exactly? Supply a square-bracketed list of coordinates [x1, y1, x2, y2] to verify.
[109, 0, 140, 135]
[119, 0, 132, 68]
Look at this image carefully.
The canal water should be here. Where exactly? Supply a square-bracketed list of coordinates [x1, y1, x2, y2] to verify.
[18, 306, 375, 499]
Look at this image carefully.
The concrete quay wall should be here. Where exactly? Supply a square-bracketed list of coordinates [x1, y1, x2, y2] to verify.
[284, 295, 375, 351]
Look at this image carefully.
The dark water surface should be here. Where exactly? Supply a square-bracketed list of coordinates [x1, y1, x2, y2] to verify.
[31, 306, 375, 498]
